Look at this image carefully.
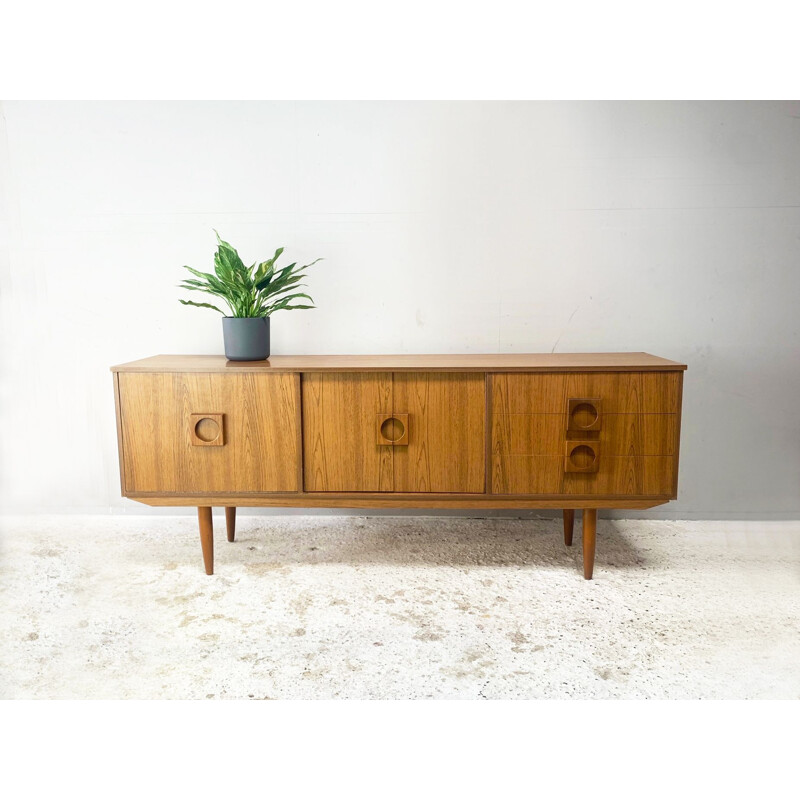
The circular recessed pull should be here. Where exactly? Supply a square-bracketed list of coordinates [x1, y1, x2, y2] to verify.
[194, 417, 220, 442]
[569, 444, 597, 469]
[380, 416, 405, 442]
[376, 413, 409, 446]
[190, 413, 225, 446]
[571, 402, 598, 429]
[567, 398, 602, 431]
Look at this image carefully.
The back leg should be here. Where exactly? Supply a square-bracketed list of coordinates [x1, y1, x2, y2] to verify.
[563, 509, 575, 546]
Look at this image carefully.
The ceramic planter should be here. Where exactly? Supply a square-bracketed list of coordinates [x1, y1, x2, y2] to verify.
[222, 317, 270, 361]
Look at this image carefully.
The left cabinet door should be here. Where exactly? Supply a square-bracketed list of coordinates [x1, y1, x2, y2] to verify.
[118, 372, 300, 494]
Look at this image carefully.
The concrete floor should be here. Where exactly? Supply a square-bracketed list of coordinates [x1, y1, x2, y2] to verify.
[1, 515, 798, 699]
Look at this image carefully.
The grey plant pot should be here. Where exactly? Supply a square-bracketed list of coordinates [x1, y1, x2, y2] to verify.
[222, 317, 270, 361]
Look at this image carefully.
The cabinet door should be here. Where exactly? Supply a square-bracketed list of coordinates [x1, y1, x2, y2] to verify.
[393, 372, 485, 493]
[302, 371, 486, 493]
[302, 372, 393, 491]
[119, 372, 300, 494]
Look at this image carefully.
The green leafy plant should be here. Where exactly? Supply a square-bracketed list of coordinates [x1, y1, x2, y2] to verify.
[178, 231, 322, 318]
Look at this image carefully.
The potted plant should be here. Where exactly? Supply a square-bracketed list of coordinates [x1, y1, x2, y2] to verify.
[178, 231, 321, 361]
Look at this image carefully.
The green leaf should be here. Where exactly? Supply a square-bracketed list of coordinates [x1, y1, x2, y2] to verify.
[254, 261, 273, 285]
[214, 247, 247, 284]
[179, 299, 224, 314]
[259, 276, 306, 301]
[264, 292, 316, 315]
[182, 266, 216, 283]
[256, 261, 295, 291]
[274, 291, 314, 305]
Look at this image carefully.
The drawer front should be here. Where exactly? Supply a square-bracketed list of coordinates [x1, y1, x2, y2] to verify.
[493, 413, 677, 456]
[491, 371, 681, 496]
[119, 372, 300, 494]
[492, 455, 675, 495]
[491, 372, 681, 414]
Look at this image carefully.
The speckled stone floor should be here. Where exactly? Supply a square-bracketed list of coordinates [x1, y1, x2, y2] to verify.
[1, 515, 798, 699]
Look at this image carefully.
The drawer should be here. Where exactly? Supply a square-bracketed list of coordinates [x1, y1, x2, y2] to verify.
[491, 372, 682, 415]
[492, 413, 677, 456]
[492, 455, 675, 496]
[119, 372, 300, 494]
[490, 371, 681, 496]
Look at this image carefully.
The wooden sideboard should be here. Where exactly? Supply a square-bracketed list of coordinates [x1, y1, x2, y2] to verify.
[111, 353, 686, 579]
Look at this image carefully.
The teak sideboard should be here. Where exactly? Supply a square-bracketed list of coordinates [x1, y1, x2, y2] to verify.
[111, 353, 686, 579]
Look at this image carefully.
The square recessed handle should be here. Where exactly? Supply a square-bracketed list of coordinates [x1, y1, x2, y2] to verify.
[190, 413, 225, 446]
[376, 413, 409, 446]
[567, 398, 602, 431]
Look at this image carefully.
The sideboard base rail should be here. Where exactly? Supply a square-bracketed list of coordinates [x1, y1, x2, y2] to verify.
[128, 493, 671, 510]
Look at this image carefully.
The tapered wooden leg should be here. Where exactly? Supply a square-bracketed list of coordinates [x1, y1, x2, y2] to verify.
[562, 509, 575, 546]
[225, 507, 236, 543]
[198, 506, 214, 575]
[582, 509, 597, 580]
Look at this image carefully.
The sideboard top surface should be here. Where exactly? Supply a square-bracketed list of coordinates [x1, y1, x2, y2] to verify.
[111, 352, 687, 373]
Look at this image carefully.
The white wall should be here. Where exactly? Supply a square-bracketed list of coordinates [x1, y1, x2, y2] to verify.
[1, 101, 799, 517]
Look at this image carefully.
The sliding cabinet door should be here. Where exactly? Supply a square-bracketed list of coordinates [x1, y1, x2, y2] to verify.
[393, 372, 485, 493]
[302, 372, 393, 491]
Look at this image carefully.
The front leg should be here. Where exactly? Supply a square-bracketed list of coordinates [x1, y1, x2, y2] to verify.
[198, 506, 214, 575]
[582, 509, 597, 580]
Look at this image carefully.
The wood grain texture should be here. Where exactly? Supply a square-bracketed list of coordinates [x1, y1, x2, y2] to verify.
[484, 374, 492, 493]
[494, 413, 678, 456]
[302, 372, 393, 491]
[127, 492, 671, 509]
[490, 371, 681, 497]
[112, 353, 687, 374]
[492, 455, 564, 494]
[569, 456, 674, 496]
[491, 372, 682, 414]
[393, 372, 485, 493]
[295, 372, 304, 492]
[492, 455, 674, 496]
[119, 372, 299, 493]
